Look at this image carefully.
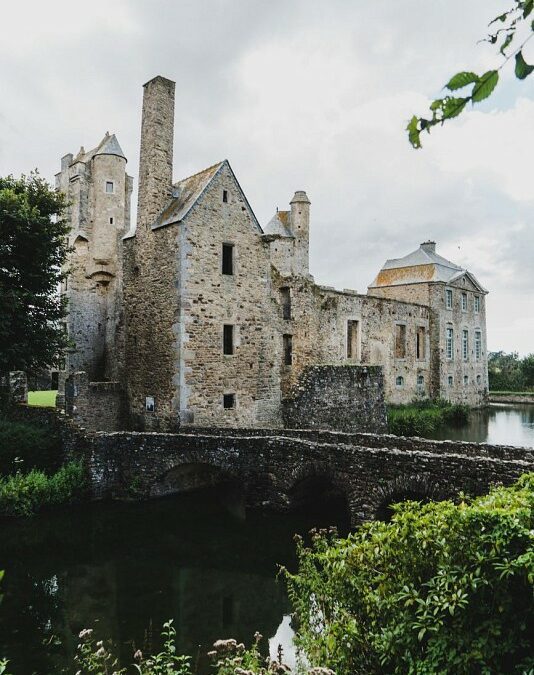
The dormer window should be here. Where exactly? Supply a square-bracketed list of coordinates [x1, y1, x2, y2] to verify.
[105, 181, 114, 194]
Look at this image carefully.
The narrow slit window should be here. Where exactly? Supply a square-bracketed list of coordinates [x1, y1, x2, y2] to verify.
[395, 324, 406, 359]
[280, 287, 291, 320]
[223, 393, 235, 409]
[222, 189, 228, 203]
[347, 320, 360, 360]
[283, 334, 292, 366]
[416, 326, 426, 360]
[222, 243, 234, 275]
[223, 324, 234, 355]
[109, 217, 114, 224]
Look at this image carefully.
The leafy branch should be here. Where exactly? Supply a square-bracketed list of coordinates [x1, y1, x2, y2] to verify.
[408, 0, 534, 148]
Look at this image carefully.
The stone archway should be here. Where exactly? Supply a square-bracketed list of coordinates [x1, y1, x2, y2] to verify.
[150, 462, 239, 499]
[373, 474, 446, 522]
[287, 464, 351, 528]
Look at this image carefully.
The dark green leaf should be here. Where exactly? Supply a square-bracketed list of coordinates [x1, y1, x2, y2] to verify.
[489, 11, 510, 25]
[515, 50, 534, 79]
[523, 0, 533, 18]
[442, 97, 469, 119]
[445, 72, 479, 91]
[500, 32, 514, 55]
[471, 70, 499, 102]
[406, 115, 422, 149]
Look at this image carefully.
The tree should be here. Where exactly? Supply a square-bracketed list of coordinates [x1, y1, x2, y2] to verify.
[0, 173, 70, 375]
[284, 475, 534, 675]
[521, 353, 534, 387]
[408, 0, 534, 148]
[488, 351, 526, 390]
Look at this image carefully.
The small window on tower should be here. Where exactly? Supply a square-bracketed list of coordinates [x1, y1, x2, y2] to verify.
[222, 243, 234, 275]
[347, 320, 360, 360]
[223, 393, 235, 409]
[109, 217, 114, 225]
[280, 287, 291, 320]
[223, 324, 234, 355]
[283, 334, 293, 366]
[222, 190, 228, 203]
[105, 181, 114, 194]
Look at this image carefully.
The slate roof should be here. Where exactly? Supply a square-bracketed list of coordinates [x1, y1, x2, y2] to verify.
[73, 133, 127, 164]
[263, 210, 293, 237]
[369, 242, 488, 292]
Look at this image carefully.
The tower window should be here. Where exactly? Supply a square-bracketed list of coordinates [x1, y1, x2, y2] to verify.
[280, 287, 291, 320]
[223, 324, 234, 355]
[105, 181, 114, 194]
[396, 375, 404, 387]
[347, 320, 360, 360]
[222, 189, 228, 203]
[109, 217, 114, 224]
[222, 243, 234, 275]
[464, 375, 469, 386]
[283, 334, 293, 366]
[417, 374, 424, 387]
[445, 289, 453, 309]
[223, 393, 235, 409]
[448, 375, 453, 386]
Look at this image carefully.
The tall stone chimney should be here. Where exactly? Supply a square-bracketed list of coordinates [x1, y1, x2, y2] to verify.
[290, 190, 311, 276]
[420, 240, 436, 254]
[137, 76, 176, 231]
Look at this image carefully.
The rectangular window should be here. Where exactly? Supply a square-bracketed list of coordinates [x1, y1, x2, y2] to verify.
[283, 334, 292, 366]
[223, 393, 235, 409]
[445, 289, 453, 309]
[222, 189, 228, 203]
[475, 330, 482, 359]
[347, 320, 360, 360]
[448, 375, 453, 387]
[105, 181, 114, 194]
[417, 374, 424, 387]
[474, 295, 480, 313]
[223, 324, 234, 355]
[462, 329, 469, 360]
[395, 324, 406, 359]
[280, 287, 291, 320]
[464, 375, 469, 386]
[222, 243, 234, 275]
[446, 326, 454, 360]
[461, 292, 467, 311]
[109, 217, 114, 225]
[416, 326, 426, 360]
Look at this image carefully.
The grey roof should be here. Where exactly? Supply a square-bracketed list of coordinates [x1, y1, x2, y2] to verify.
[263, 211, 293, 237]
[369, 242, 488, 292]
[153, 161, 225, 229]
[72, 133, 126, 164]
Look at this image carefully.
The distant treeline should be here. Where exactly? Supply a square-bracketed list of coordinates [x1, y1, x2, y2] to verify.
[488, 351, 534, 392]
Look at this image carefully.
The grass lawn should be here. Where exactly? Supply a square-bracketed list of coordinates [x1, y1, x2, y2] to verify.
[28, 390, 57, 407]
[490, 390, 534, 397]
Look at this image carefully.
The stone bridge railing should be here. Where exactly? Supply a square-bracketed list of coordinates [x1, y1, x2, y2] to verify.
[74, 427, 533, 525]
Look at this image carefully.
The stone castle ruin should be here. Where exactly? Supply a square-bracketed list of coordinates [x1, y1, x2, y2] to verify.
[56, 75, 488, 432]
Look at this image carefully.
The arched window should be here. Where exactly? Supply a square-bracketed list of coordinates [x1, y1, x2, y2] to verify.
[396, 375, 404, 387]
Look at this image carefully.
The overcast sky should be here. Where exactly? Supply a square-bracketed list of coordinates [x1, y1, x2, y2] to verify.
[1, 0, 533, 354]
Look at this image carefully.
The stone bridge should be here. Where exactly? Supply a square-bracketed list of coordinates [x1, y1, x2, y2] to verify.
[80, 427, 533, 525]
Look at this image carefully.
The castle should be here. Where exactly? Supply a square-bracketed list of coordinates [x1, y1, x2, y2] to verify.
[56, 76, 488, 432]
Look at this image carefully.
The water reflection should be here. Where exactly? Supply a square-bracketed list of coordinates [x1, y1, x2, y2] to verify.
[0, 488, 346, 674]
[431, 404, 534, 447]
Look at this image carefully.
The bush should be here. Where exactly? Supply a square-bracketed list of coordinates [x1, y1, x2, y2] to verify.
[0, 462, 85, 517]
[0, 418, 61, 476]
[387, 400, 470, 437]
[284, 475, 534, 675]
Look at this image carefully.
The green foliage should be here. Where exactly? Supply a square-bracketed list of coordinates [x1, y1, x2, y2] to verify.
[0, 173, 70, 373]
[284, 475, 534, 674]
[0, 417, 61, 475]
[387, 400, 469, 437]
[0, 462, 85, 517]
[408, 1, 534, 147]
[488, 351, 534, 391]
[74, 621, 191, 675]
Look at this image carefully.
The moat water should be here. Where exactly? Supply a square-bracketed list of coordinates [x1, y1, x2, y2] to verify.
[0, 488, 348, 675]
[431, 403, 534, 447]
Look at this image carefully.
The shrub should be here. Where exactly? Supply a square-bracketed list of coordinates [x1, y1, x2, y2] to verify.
[387, 400, 470, 437]
[0, 418, 61, 476]
[284, 474, 534, 675]
[0, 462, 85, 517]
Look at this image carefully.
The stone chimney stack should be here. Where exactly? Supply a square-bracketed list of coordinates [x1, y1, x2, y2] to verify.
[420, 240, 436, 254]
[137, 76, 176, 231]
[290, 190, 311, 276]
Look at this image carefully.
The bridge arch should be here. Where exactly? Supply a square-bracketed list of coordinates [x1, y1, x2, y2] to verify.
[150, 460, 240, 499]
[286, 463, 351, 526]
[373, 474, 446, 522]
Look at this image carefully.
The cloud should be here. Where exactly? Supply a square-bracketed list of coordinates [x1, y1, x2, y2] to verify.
[0, 0, 532, 353]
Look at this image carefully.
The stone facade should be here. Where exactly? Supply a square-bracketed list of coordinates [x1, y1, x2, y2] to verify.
[57, 75, 490, 433]
[64, 371, 124, 432]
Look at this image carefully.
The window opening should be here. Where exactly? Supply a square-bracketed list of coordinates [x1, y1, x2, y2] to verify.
[283, 334, 292, 366]
[223, 324, 234, 355]
[445, 289, 453, 309]
[446, 326, 454, 360]
[222, 243, 234, 275]
[475, 330, 482, 359]
[416, 326, 426, 360]
[461, 292, 467, 311]
[462, 329, 469, 360]
[222, 190, 228, 203]
[474, 295, 480, 313]
[395, 324, 406, 359]
[448, 375, 453, 386]
[464, 375, 469, 386]
[109, 217, 114, 224]
[347, 320, 360, 359]
[396, 375, 404, 387]
[105, 181, 114, 194]
[223, 393, 235, 409]
[280, 287, 291, 320]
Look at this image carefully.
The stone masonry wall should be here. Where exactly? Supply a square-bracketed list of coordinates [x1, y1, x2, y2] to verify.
[283, 365, 387, 432]
[65, 372, 124, 432]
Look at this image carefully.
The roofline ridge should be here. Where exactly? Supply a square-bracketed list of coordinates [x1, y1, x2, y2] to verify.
[173, 160, 225, 187]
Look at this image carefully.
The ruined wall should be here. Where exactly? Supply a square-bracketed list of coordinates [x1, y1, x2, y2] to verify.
[283, 365, 387, 432]
[65, 371, 124, 432]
